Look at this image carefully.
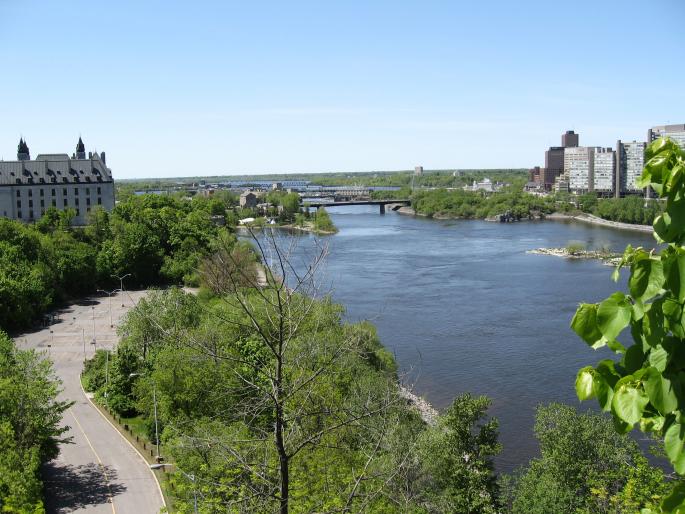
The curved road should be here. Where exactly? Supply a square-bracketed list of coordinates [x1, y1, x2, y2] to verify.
[17, 290, 164, 514]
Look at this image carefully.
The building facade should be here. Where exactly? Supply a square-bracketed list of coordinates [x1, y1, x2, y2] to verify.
[593, 148, 615, 194]
[564, 146, 595, 193]
[615, 140, 645, 196]
[648, 124, 685, 149]
[239, 191, 258, 208]
[539, 131, 580, 191]
[0, 138, 115, 225]
[561, 130, 579, 148]
[543, 147, 565, 190]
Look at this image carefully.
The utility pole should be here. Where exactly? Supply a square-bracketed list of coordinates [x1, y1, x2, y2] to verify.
[105, 351, 109, 398]
[153, 382, 159, 460]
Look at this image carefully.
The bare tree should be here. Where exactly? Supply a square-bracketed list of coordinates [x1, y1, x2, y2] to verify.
[170, 228, 407, 513]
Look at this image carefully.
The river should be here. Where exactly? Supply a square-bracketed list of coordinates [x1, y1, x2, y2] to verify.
[265, 206, 657, 472]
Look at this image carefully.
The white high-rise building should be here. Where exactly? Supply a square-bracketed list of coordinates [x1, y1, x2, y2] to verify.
[564, 146, 595, 193]
[648, 124, 685, 149]
[616, 140, 646, 196]
[593, 148, 615, 193]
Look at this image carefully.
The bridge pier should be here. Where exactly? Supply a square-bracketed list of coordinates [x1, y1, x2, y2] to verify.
[379, 204, 385, 215]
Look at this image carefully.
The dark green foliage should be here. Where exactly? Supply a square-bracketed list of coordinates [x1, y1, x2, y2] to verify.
[0, 330, 71, 512]
[502, 404, 666, 514]
[418, 394, 501, 513]
[412, 188, 555, 219]
[312, 207, 336, 233]
[0, 194, 233, 332]
[592, 196, 664, 225]
[81, 349, 110, 393]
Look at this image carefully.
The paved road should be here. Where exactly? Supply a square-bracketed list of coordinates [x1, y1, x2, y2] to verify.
[17, 290, 165, 514]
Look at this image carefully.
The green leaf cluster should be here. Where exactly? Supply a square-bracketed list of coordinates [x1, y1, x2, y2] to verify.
[572, 137, 685, 513]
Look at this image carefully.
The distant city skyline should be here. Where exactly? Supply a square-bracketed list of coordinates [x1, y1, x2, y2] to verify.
[1, 0, 684, 179]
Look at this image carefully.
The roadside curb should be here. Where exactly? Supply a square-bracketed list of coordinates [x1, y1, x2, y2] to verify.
[79, 379, 167, 510]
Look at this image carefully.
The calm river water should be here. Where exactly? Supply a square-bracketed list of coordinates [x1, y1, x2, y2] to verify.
[268, 206, 657, 471]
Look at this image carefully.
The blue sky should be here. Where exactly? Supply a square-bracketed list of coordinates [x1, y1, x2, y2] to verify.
[1, 1, 684, 178]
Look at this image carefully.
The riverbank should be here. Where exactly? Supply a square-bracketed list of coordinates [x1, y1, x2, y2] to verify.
[278, 223, 337, 235]
[237, 223, 337, 236]
[527, 247, 621, 265]
[546, 212, 653, 233]
[392, 204, 655, 234]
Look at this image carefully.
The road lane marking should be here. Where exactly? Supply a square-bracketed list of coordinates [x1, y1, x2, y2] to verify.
[69, 409, 117, 514]
[79, 380, 167, 510]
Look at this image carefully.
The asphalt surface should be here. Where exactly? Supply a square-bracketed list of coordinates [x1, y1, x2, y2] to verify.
[17, 289, 165, 514]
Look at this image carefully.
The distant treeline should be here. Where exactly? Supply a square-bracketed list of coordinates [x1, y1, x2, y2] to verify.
[115, 169, 530, 197]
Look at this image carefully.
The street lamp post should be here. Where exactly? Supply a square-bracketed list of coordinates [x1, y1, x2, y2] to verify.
[130, 372, 160, 461]
[97, 288, 121, 328]
[105, 351, 109, 398]
[112, 273, 131, 307]
[150, 464, 197, 513]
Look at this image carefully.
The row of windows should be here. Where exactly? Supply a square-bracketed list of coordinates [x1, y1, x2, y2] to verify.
[16, 186, 102, 198]
[14, 175, 104, 185]
[16, 205, 96, 220]
[16, 197, 102, 209]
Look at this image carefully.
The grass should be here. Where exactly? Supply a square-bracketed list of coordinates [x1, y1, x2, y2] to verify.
[566, 241, 587, 255]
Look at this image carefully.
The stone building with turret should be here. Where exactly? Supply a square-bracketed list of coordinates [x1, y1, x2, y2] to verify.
[0, 136, 115, 225]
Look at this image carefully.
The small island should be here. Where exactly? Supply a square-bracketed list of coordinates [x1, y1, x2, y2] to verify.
[527, 243, 621, 266]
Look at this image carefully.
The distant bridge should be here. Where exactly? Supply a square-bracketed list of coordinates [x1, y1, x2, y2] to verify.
[303, 199, 411, 214]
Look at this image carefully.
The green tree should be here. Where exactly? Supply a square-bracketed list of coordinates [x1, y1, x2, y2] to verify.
[506, 404, 665, 514]
[0, 330, 72, 512]
[418, 393, 500, 513]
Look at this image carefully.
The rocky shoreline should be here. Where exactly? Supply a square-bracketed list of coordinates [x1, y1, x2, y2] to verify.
[277, 223, 337, 235]
[527, 247, 622, 265]
[399, 385, 439, 426]
[546, 212, 653, 233]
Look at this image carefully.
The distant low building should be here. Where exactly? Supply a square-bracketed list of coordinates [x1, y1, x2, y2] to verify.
[529, 166, 542, 183]
[414, 166, 423, 176]
[240, 191, 259, 208]
[464, 178, 501, 193]
[0, 137, 115, 225]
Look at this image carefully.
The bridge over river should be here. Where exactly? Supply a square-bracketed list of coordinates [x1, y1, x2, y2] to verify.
[303, 199, 411, 214]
